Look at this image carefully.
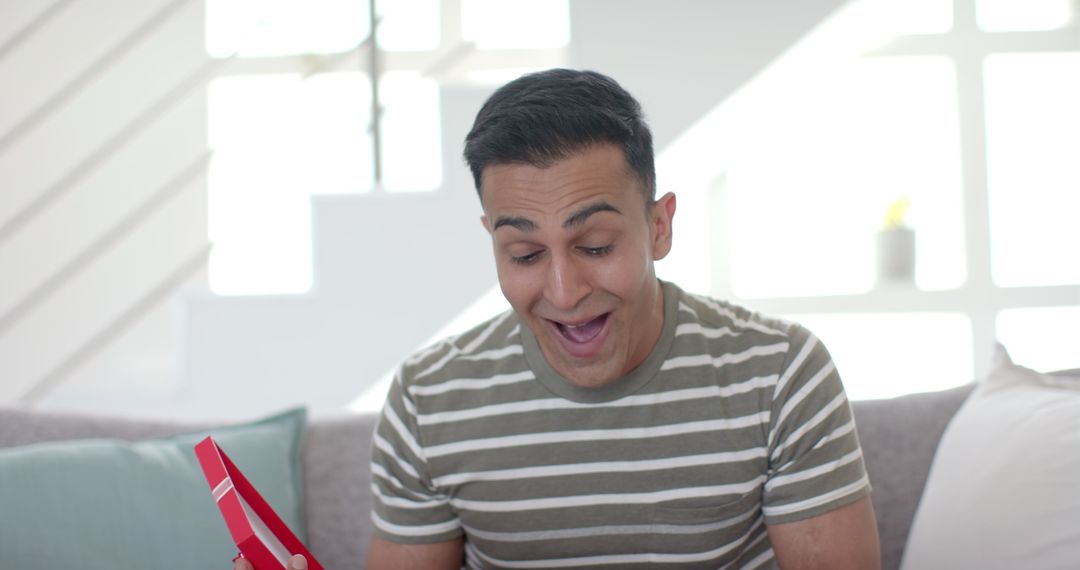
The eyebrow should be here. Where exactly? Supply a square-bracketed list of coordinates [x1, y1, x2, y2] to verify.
[492, 216, 537, 232]
[563, 201, 621, 229]
[492, 201, 622, 232]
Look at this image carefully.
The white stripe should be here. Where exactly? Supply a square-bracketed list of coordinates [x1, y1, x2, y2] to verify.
[402, 340, 449, 368]
[765, 448, 864, 492]
[812, 417, 856, 450]
[468, 513, 764, 568]
[762, 474, 870, 518]
[383, 404, 426, 462]
[678, 301, 699, 317]
[426, 413, 770, 458]
[415, 347, 461, 380]
[463, 508, 759, 543]
[212, 477, 233, 503]
[731, 531, 773, 570]
[710, 374, 780, 398]
[772, 335, 817, 399]
[370, 463, 432, 501]
[433, 449, 767, 487]
[459, 345, 524, 361]
[450, 477, 765, 513]
[415, 313, 511, 379]
[409, 370, 535, 397]
[661, 342, 788, 372]
[463, 311, 512, 353]
[675, 322, 742, 339]
[372, 434, 421, 480]
[391, 370, 419, 420]
[690, 295, 787, 336]
[771, 403, 854, 464]
[771, 361, 837, 444]
[767, 337, 820, 451]
[371, 511, 461, 538]
[402, 391, 417, 418]
[418, 385, 765, 426]
[371, 483, 449, 510]
[464, 542, 483, 570]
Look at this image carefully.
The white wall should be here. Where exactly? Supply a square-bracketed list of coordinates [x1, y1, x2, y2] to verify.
[569, 0, 850, 151]
[0, 0, 850, 419]
[0, 0, 210, 411]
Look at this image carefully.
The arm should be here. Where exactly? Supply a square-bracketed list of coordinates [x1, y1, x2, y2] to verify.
[366, 536, 465, 570]
[766, 496, 881, 570]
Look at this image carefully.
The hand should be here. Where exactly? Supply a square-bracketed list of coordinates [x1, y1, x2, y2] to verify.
[233, 554, 308, 570]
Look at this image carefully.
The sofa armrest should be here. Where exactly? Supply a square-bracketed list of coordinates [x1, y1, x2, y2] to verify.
[851, 384, 973, 570]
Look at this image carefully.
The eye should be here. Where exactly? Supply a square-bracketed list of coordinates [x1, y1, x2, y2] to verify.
[579, 245, 613, 257]
[510, 250, 543, 265]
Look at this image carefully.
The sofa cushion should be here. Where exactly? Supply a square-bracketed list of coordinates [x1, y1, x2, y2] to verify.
[0, 407, 306, 570]
[302, 413, 380, 570]
[900, 346, 1080, 569]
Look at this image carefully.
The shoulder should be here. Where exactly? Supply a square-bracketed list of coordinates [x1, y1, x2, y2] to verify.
[666, 285, 826, 388]
[672, 285, 809, 347]
[397, 309, 523, 389]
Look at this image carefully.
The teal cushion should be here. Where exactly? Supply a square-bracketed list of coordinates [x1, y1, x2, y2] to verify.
[0, 408, 306, 569]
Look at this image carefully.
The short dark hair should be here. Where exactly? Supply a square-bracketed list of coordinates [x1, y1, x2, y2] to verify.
[463, 68, 656, 204]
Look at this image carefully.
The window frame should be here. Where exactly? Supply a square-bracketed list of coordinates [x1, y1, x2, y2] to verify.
[711, 0, 1080, 383]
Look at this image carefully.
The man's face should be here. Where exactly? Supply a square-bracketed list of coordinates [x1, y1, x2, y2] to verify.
[480, 144, 676, 388]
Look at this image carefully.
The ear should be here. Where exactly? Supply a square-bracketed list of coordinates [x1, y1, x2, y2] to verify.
[480, 214, 493, 236]
[650, 192, 676, 260]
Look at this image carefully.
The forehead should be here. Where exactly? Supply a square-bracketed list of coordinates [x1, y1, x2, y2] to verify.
[479, 145, 641, 218]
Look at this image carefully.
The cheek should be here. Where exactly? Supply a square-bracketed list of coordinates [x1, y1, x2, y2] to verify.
[596, 250, 650, 295]
[495, 263, 538, 309]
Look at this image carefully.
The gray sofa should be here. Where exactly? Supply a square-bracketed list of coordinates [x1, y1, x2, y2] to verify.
[0, 384, 974, 569]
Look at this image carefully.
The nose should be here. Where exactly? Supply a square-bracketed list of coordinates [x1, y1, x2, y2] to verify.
[545, 252, 590, 311]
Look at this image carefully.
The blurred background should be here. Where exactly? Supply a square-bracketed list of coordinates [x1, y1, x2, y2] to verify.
[0, 0, 1077, 419]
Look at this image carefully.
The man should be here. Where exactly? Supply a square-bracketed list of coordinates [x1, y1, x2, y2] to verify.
[249, 68, 880, 569]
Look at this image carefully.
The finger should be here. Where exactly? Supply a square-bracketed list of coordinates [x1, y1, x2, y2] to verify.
[288, 554, 308, 570]
[233, 557, 254, 570]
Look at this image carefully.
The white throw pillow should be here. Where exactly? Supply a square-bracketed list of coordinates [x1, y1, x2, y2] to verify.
[899, 345, 1080, 570]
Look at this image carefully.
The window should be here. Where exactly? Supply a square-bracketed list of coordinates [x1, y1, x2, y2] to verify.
[792, 313, 973, 400]
[207, 73, 374, 294]
[984, 53, 1080, 288]
[377, 0, 440, 51]
[996, 306, 1080, 373]
[726, 56, 964, 299]
[204, 2, 574, 295]
[203, 0, 569, 294]
[704, 0, 1080, 397]
[379, 72, 442, 192]
[461, 0, 570, 49]
[206, 0, 369, 58]
[976, 0, 1074, 31]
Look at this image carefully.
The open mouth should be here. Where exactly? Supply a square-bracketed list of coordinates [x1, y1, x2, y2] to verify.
[552, 313, 610, 344]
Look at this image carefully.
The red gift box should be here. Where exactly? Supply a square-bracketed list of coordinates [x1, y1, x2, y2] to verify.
[194, 436, 324, 570]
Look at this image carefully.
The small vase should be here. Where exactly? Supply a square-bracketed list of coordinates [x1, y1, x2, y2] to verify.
[876, 227, 915, 285]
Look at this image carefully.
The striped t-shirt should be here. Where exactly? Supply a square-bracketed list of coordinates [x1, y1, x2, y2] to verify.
[371, 281, 870, 569]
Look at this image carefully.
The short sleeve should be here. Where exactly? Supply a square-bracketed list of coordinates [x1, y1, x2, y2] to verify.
[369, 370, 463, 543]
[762, 324, 871, 525]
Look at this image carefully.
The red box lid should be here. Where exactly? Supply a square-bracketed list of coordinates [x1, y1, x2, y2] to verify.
[195, 436, 323, 570]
